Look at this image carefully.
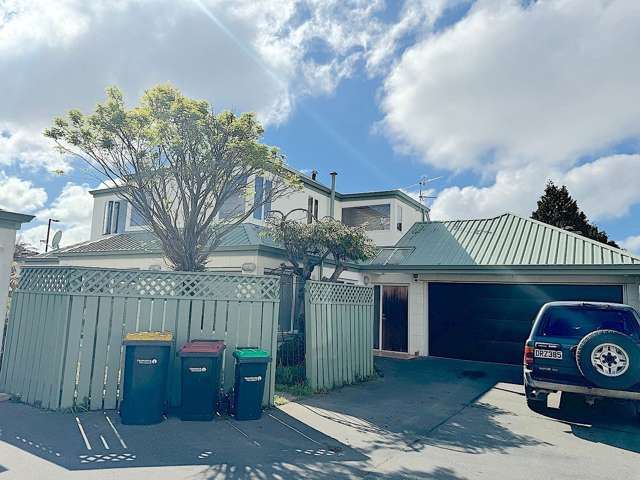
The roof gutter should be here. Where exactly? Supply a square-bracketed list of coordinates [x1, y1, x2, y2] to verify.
[355, 263, 640, 276]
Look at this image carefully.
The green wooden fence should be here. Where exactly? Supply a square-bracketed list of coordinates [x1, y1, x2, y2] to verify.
[0, 266, 280, 410]
[305, 281, 374, 391]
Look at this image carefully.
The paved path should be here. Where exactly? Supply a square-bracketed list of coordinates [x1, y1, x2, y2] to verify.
[1, 357, 639, 479]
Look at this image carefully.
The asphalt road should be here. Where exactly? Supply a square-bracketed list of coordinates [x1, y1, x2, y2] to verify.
[1, 357, 639, 479]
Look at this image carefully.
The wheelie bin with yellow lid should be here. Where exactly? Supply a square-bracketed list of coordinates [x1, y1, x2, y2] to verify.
[120, 331, 173, 425]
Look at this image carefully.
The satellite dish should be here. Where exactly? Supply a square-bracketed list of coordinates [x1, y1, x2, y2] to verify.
[51, 230, 63, 250]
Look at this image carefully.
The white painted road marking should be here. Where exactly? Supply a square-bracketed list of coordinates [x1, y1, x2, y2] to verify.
[268, 413, 323, 446]
[75, 416, 92, 451]
[105, 414, 127, 449]
[100, 435, 110, 450]
[225, 419, 261, 447]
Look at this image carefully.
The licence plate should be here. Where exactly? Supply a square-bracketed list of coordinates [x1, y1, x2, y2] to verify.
[534, 349, 563, 360]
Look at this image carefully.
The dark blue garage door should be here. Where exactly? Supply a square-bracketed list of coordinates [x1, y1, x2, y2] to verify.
[428, 283, 623, 364]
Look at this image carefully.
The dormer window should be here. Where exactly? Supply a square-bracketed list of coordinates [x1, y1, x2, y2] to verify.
[253, 176, 273, 220]
[129, 205, 148, 227]
[103, 200, 122, 234]
[307, 196, 319, 223]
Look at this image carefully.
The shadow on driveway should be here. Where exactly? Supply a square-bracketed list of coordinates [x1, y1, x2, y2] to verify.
[535, 392, 640, 454]
[293, 356, 546, 457]
[0, 400, 366, 478]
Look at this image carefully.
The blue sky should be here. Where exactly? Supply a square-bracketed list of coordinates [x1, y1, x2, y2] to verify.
[1, 0, 639, 252]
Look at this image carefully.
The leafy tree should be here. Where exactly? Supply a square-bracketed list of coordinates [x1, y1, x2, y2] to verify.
[265, 210, 377, 330]
[531, 181, 619, 248]
[45, 85, 299, 271]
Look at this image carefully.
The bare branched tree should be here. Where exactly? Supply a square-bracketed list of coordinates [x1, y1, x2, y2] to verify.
[45, 85, 300, 271]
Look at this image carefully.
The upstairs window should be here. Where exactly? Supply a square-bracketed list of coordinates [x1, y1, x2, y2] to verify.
[342, 204, 390, 231]
[307, 196, 319, 224]
[129, 205, 148, 227]
[397, 206, 403, 232]
[219, 176, 248, 220]
[252, 176, 273, 220]
[103, 200, 122, 234]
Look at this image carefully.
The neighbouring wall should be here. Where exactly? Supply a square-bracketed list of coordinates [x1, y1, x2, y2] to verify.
[0, 227, 17, 323]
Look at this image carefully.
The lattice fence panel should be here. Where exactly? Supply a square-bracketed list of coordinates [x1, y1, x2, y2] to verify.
[305, 281, 374, 391]
[17, 267, 280, 302]
[306, 281, 374, 305]
[1, 267, 280, 411]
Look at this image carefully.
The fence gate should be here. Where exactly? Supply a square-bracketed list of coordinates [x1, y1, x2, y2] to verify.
[0, 267, 280, 410]
[305, 281, 374, 391]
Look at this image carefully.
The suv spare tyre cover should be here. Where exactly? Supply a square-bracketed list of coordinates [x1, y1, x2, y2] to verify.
[576, 329, 640, 390]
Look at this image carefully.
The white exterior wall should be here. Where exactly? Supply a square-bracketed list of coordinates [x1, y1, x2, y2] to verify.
[53, 251, 260, 273]
[338, 197, 422, 247]
[89, 185, 425, 247]
[370, 271, 640, 357]
[0, 226, 18, 320]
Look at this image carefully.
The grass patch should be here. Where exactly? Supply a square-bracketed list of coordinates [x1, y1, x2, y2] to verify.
[275, 382, 314, 398]
[276, 365, 306, 385]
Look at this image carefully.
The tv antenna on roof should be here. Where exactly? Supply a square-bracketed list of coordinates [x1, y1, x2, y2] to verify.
[418, 175, 442, 221]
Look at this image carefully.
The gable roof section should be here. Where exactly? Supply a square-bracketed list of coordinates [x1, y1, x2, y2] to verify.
[367, 213, 640, 269]
[32, 223, 281, 258]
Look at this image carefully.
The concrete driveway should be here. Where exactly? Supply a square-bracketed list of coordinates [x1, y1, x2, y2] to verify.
[282, 357, 640, 479]
[1, 356, 639, 479]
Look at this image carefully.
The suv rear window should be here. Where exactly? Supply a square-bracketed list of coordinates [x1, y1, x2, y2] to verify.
[540, 306, 639, 338]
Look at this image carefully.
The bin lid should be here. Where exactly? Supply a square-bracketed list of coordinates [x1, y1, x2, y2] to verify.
[124, 331, 173, 345]
[233, 348, 271, 363]
[180, 340, 226, 357]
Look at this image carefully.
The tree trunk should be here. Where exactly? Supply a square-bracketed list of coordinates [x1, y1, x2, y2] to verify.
[293, 275, 306, 333]
[329, 264, 344, 282]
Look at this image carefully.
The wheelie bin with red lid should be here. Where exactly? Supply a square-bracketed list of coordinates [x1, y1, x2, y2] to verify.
[179, 340, 225, 421]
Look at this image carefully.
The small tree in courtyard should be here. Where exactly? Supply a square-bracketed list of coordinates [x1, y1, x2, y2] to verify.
[45, 85, 299, 271]
[265, 210, 377, 331]
[532, 181, 619, 248]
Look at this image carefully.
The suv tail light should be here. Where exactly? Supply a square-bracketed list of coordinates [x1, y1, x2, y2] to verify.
[524, 343, 534, 366]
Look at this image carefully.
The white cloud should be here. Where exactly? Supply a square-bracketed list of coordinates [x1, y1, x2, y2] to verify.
[620, 235, 640, 255]
[381, 0, 640, 172]
[1, 0, 440, 172]
[430, 154, 640, 221]
[366, 0, 466, 74]
[20, 182, 93, 251]
[0, 125, 70, 171]
[563, 155, 640, 220]
[0, 172, 48, 212]
[430, 164, 547, 220]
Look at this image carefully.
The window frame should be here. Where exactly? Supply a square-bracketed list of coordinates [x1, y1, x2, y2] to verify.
[341, 203, 391, 231]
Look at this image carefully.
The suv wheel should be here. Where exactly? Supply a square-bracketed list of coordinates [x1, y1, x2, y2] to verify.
[575, 330, 640, 390]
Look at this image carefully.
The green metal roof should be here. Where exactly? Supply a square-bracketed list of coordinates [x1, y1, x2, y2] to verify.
[367, 213, 640, 268]
[33, 223, 280, 258]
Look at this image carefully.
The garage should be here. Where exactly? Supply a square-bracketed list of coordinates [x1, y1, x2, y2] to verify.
[428, 282, 624, 364]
